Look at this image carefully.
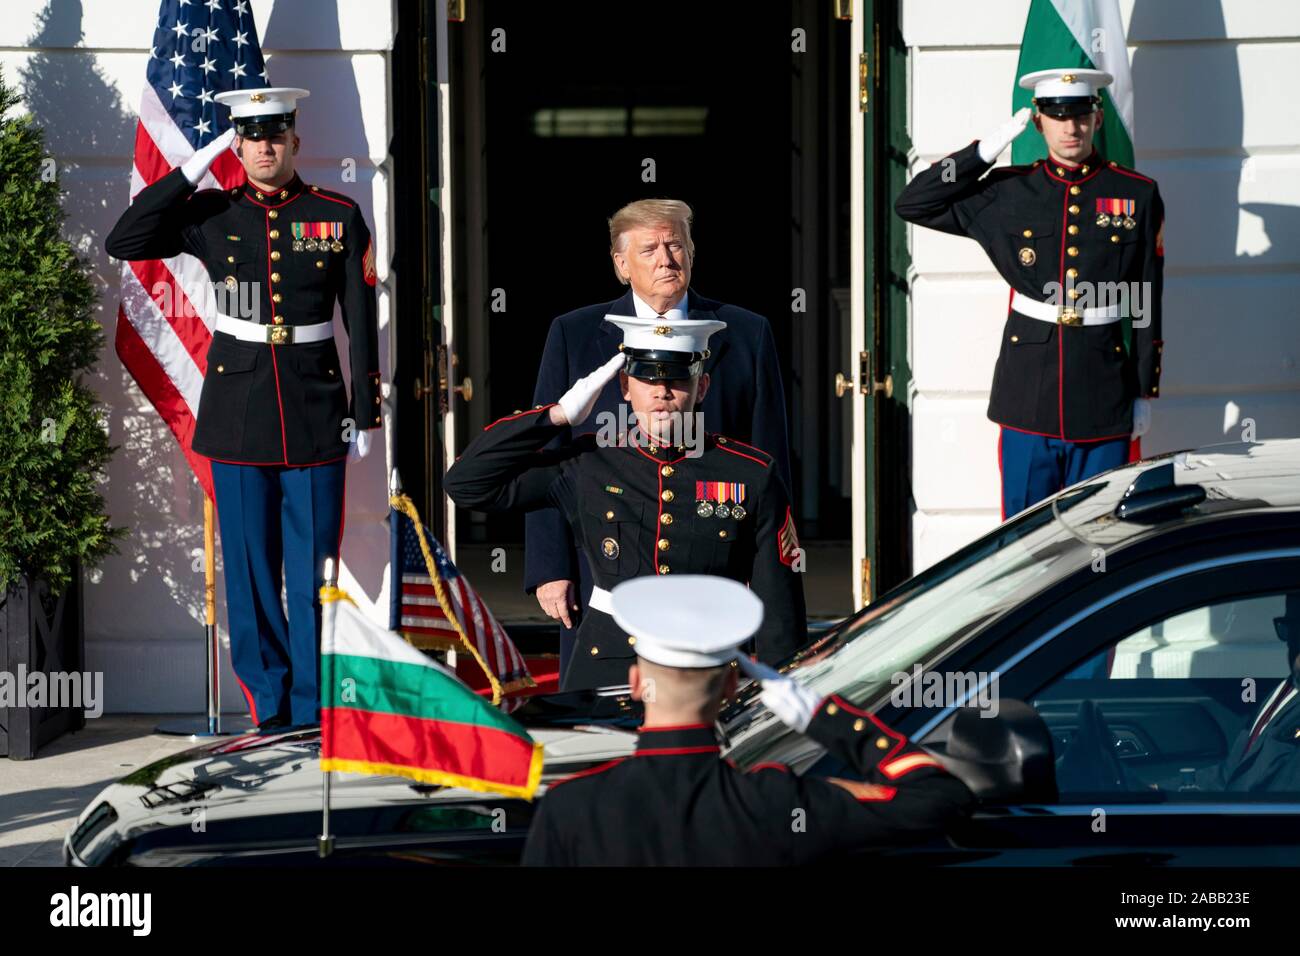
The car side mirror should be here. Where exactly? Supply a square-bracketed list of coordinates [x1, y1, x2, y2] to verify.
[928, 699, 1058, 804]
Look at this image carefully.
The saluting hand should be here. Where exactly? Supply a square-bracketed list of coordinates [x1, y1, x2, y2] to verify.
[180, 127, 237, 186]
[977, 107, 1033, 164]
[736, 656, 823, 734]
[549, 352, 627, 427]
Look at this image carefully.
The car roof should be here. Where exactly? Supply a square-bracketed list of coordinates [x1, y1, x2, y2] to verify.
[1005, 438, 1300, 555]
[935, 438, 1300, 575]
[1092, 438, 1300, 516]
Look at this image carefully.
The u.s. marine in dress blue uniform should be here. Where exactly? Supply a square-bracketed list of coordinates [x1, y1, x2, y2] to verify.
[521, 576, 972, 866]
[444, 416, 806, 691]
[524, 699, 973, 866]
[526, 287, 794, 678]
[895, 69, 1165, 518]
[444, 318, 807, 691]
[105, 88, 381, 730]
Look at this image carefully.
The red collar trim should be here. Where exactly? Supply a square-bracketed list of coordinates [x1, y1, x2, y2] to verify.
[238, 174, 307, 208]
[634, 724, 719, 754]
[631, 442, 691, 466]
[1041, 160, 1105, 187]
[1049, 150, 1099, 172]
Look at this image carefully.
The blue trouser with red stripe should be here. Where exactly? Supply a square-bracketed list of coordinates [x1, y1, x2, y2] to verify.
[212, 460, 346, 727]
[998, 428, 1129, 520]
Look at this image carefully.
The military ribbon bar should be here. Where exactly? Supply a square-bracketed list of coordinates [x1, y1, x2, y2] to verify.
[695, 481, 746, 504]
[1097, 198, 1136, 216]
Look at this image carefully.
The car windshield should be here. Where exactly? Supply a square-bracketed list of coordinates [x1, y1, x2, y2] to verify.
[792, 483, 1111, 702]
[721, 476, 1144, 760]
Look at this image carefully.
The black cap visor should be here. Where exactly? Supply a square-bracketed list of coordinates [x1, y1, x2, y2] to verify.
[625, 348, 702, 382]
[234, 112, 295, 140]
[1033, 95, 1101, 118]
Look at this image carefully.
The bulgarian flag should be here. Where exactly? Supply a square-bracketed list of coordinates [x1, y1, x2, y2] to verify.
[1012, 0, 1144, 460]
[319, 584, 543, 799]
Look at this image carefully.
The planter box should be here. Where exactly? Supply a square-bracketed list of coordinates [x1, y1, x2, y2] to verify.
[0, 567, 86, 759]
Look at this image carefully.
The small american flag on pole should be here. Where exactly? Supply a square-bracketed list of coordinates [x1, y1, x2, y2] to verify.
[389, 495, 533, 704]
[114, 0, 269, 498]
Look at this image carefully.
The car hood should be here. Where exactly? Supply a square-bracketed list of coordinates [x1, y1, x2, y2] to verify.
[66, 721, 636, 865]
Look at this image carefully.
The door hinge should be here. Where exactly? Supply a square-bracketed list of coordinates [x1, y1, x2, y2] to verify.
[861, 556, 872, 608]
[859, 52, 869, 113]
[436, 343, 450, 414]
[835, 0, 853, 20]
[860, 350, 894, 399]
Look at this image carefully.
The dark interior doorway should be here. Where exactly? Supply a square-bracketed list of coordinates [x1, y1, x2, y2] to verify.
[436, 2, 854, 620]
[473, 1, 796, 484]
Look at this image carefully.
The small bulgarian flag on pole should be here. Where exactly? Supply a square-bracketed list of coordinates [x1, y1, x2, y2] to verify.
[316, 564, 543, 838]
[1011, 0, 1134, 168]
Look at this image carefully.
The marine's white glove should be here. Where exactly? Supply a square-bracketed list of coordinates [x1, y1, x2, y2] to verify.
[181, 127, 236, 186]
[1131, 397, 1152, 440]
[553, 352, 626, 427]
[977, 107, 1033, 164]
[348, 429, 371, 462]
[736, 656, 823, 734]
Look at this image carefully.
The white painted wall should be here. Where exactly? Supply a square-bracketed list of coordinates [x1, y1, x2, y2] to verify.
[901, 0, 1300, 570]
[0, 0, 396, 712]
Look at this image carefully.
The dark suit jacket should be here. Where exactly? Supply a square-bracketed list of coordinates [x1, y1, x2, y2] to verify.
[524, 288, 793, 616]
[1215, 682, 1300, 793]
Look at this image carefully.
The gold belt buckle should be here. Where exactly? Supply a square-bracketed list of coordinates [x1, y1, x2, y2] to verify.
[267, 325, 292, 345]
[1058, 307, 1081, 326]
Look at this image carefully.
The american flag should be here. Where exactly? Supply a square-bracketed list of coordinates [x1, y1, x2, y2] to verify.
[114, 0, 270, 499]
[389, 496, 533, 703]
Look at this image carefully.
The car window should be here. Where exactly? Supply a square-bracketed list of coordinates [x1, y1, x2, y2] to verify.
[1036, 591, 1300, 800]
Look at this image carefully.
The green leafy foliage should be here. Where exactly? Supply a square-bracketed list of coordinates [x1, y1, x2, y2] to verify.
[0, 66, 123, 592]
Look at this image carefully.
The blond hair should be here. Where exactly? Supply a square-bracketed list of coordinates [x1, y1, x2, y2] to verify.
[608, 198, 695, 285]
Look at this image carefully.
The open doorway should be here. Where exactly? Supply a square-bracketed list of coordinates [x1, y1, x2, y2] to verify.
[436, 2, 857, 623]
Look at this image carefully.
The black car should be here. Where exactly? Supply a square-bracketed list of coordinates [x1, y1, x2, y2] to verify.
[66, 440, 1300, 866]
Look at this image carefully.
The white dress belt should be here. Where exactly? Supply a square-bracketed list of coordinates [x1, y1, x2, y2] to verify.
[214, 313, 334, 344]
[1011, 290, 1122, 326]
[588, 586, 614, 614]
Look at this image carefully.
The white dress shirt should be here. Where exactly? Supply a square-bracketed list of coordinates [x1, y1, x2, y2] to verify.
[632, 289, 688, 322]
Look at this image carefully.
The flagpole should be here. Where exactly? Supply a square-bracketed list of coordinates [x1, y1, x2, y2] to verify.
[204, 493, 220, 734]
[318, 556, 337, 859]
[156, 491, 242, 737]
